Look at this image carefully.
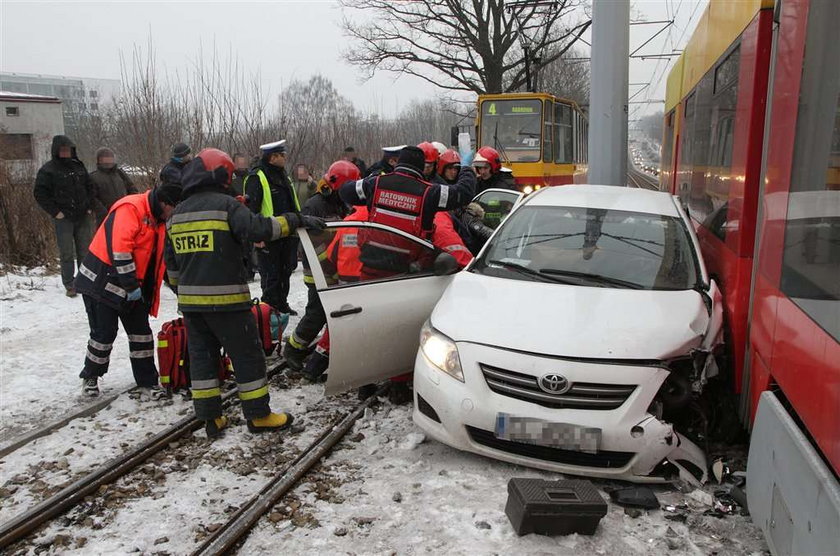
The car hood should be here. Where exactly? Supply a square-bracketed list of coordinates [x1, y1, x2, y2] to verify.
[431, 271, 711, 360]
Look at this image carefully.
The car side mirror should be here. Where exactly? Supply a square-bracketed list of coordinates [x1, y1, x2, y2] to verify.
[434, 252, 459, 276]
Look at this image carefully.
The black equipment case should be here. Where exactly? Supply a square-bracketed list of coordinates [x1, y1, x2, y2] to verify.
[505, 478, 608, 536]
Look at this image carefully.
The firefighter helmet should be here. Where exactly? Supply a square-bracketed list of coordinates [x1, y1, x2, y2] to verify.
[473, 146, 502, 173]
[195, 148, 235, 185]
[437, 149, 461, 175]
[323, 160, 361, 191]
[417, 142, 440, 164]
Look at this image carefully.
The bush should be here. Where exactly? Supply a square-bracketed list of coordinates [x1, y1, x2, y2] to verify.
[0, 164, 57, 267]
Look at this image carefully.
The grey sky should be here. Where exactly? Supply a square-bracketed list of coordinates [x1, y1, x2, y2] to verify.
[1, 1, 703, 119]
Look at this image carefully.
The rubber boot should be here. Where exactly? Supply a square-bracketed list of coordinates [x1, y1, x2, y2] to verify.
[283, 339, 309, 372]
[302, 350, 329, 383]
[247, 412, 294, 433]
[205, 416, 228, 439]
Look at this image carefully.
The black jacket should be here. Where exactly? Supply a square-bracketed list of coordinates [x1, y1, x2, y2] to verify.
[476, 171, 518, 195]
[350, 157, 367, 177]
[164, 178, 298, 313]
[33, 135, 94, 220]
[90, 166, 137, 221]
[230, 170, 248, 197]
[364, 158, 394, 178]
[300, 188, 350, 283]
[244, 161, 299, 216]
[159, 159, 187, 187]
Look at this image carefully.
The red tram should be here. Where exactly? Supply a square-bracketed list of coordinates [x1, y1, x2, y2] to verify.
[662, 0, 839, 552]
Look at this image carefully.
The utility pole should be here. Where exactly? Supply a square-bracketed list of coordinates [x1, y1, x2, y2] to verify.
[588, 0, 629, 185]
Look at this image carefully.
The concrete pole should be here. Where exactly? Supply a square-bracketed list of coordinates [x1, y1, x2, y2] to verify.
[588, 0, 629, 185]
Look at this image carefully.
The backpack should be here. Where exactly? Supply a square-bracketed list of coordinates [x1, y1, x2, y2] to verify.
[251, 299, 288, 356]
[157, 317, 233, 392]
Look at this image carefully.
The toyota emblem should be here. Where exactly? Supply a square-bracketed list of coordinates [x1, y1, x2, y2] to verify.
[538, 373, 571, 395]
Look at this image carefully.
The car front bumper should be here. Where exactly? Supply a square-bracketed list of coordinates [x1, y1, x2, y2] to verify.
[412, 341, 707, 483]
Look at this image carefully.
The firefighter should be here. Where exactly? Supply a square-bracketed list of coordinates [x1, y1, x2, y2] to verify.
[244, 140, 301, 315]
[435, 149, 461, 185]
[164, 148, 325, 437]
[74, 181, 182, 398]
[364, 145, 406, 177]
[283, 160, 359, 373]
[417, 141, 440, 181]
[474, 146, 517, 194]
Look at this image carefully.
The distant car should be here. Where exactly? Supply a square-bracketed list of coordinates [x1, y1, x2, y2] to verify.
[299, 185, 722, 484]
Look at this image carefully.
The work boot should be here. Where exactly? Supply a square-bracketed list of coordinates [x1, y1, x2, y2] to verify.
[388, 382, 412, 405]
[302, 350, 329, 383]
[81, 377, 100, 397]
[278, 304, 298, 316]
[205, 416, 228, 439]
[282, 340, 309, 372]
[247, 412, 294, 433]
[129, 385, 169, 401]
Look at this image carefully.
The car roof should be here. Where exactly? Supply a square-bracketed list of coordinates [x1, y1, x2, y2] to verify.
[523, 184, 680, 217]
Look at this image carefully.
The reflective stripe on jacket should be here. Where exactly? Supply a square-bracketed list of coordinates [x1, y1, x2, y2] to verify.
[75, 191, 167, 316]
[249, 169, 301, 217]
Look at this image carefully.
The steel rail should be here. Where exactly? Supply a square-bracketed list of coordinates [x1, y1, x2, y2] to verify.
[0, 359, 287, 550]
[192, 384, 389, 556]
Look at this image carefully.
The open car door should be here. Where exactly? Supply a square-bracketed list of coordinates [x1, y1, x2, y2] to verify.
[471, 188, 525, 229]
[299, 222, 459, 395]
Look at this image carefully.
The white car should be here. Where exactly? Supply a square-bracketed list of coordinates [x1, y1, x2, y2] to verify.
[299, 184, 722, 484]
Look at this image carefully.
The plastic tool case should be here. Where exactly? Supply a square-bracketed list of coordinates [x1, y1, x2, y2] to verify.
[505, 478, 608, 536]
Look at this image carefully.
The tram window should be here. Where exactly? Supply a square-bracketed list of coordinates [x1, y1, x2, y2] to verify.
[662, 110, 675, 184]
[479, 99, 542, 162]
[781, 0, 840, 341]
[544, 100, 554, 162]
[553, 103, 573, 164]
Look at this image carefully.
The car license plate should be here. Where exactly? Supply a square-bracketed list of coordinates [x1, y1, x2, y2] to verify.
[495, 413, 601, 454]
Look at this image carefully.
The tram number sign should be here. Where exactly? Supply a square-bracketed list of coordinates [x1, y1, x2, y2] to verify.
[485, 102, 537, 116]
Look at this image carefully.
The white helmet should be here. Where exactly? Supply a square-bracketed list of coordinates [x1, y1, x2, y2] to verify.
[431, 141, 447, 156]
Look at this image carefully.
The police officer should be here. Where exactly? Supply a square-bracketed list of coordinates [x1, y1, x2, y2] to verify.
[283, 161, 359, 374]
[244, 140, 301, 314]
[164, 149, 325, 437]
[74, 181, 182, 398]
[364, 145, 406, 177]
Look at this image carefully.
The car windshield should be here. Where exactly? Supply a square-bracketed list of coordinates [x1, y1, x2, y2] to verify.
[473, 205, 701, 290]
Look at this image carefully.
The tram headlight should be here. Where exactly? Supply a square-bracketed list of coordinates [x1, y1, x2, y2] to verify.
[523, 185, 534, 194]
[419, 320, 463, 382]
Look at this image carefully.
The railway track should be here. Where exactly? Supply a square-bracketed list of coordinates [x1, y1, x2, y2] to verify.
[0, 358, 292, 550]
[627, 168, 660, 190]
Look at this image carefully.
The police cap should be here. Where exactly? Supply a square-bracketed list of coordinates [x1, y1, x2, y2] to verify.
[259, 140, 287, 155]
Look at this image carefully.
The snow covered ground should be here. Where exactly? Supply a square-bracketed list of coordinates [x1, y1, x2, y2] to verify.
[0, 267, 769, 555]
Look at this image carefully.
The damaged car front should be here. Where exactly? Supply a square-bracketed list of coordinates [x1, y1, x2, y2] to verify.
[412, 185, 724, 484]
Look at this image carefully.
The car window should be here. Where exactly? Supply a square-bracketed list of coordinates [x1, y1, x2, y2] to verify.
[472, 205, 701, 290]
[472, 190, 522, 229]
[315, 223, 440, 288]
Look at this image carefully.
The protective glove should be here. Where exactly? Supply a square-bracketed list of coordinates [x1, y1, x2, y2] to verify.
[126, 288, 143, 302]
[235, 195, 247, 205]
[284, 212, 326, 231]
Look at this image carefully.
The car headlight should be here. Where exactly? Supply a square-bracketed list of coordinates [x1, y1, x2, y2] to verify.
[419, 320, 464, 382]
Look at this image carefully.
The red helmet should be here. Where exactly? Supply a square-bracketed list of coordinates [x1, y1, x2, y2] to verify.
[195, 148, 234, 185]
[474, 146, 502, 173]
[323, 160, 361, 191]
[437, 149, 461, 175]
[417, 142, 440, 164]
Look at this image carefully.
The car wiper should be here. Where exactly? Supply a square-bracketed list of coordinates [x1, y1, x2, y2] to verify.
[486, 259, 574, 284]
[538, 268, 644, 289]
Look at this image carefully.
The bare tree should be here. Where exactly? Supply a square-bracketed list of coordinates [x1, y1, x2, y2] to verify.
[340, 0, 590, 94]
[539, 48, 590, 107]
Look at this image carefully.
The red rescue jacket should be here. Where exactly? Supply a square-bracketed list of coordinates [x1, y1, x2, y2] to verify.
[75, 191, 167, 316]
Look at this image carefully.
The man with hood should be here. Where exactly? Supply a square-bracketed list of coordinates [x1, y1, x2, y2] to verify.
[90, 147, 138, 224]
[34, 135, 96, 297]
[244, 140, 301, 314]
[164, 148, 324, 437]
[73, 175, 182, 398]
[159, 142, 191, 188]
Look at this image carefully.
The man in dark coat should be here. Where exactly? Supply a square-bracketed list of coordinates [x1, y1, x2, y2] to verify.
[230, 152, 249, 197]
[33, 135, 96, 297]
[159, 142, 191, 188]
[90, 147, 138, 224]
[244, 140, 301, 314]
[342, 146, 367, 177]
